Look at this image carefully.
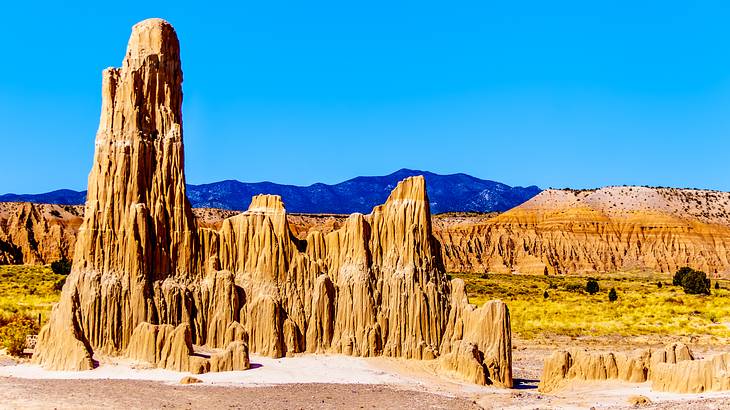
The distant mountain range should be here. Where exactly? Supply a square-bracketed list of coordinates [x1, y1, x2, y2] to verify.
[0, 169, 541, 214]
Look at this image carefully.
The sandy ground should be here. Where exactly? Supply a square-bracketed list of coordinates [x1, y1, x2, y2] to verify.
[2, 346, 730, 409]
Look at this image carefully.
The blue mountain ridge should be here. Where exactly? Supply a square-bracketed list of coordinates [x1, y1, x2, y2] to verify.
[0, 169, 540, 214]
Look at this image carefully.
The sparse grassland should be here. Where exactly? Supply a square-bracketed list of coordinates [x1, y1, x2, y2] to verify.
[453, 271, 730, 339]
[0, 265, 64, 323]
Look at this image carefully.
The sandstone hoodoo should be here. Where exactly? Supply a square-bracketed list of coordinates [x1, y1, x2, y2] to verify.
[31, 18, 512, 387]
[538, 343, 730, 394]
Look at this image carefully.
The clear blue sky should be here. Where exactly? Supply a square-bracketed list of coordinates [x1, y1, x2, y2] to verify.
[1, 1, 729, 194]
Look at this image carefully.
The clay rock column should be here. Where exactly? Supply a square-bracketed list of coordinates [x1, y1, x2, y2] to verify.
[33, 18, 198, 369]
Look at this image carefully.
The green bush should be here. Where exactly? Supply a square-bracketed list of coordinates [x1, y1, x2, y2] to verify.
[608, 288, 618, 302]
[681, 270, 710, 295]
[50, 258, 72, 275]
[673, 266, 693, 286]
[0, 314, 38, 356]
[586, 279, 600, 295]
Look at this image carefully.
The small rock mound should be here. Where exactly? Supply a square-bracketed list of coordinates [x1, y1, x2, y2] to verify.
[628, 395, 651, 407]
[127, 322, 250, 374]
[179, 376, 202, 385]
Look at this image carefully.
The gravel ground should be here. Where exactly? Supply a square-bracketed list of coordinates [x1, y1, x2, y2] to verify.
[0, 378, 480, 410]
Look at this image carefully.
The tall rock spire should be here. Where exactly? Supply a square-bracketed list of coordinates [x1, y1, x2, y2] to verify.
[81, 17, 195, 279]
[33, 18, 198, 367]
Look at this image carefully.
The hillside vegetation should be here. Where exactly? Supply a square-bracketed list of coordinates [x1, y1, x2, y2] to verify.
[0, 265, 64, 355]
[454, 271, 730, 339]
[0, 265, 64, 322]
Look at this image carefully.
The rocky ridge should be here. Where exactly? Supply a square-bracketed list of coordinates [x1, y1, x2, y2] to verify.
[437, 187, 730, 276]
[31, 19, 512, 388]
[0, 202, 81, 265]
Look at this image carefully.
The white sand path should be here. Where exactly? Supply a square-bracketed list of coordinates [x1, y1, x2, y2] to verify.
[0, 354, 415, 386]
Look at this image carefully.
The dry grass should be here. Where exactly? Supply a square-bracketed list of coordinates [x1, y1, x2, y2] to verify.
[0, 265, 64, 323]
[453, 271, 730, 339]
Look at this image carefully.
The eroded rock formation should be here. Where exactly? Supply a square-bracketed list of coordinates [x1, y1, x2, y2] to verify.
[32, 18, 512, 387]
[651, 352, 730, 393]
[126, 322, 250, 373]
[537, 343, 714, 394]
[439, 280, 511, 385]
[0, 203, 81, 264]
[437, 188, 730, 276]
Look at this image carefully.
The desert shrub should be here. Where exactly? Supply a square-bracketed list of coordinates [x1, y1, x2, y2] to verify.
[681, 270, 710, 295]
[608, 288, 618, 302]
[54, 277, 66, 291]
[543, 291, 549, 299]
[0, 314, 38, 356]
[586, 279, 599, 295]
[50, 258, 71, 275]
[673, 266, 694, 286]
[543, 267, 549, 276]
[657, 281, 663, 288]
[565, 283, 583, 293]
[715, 282, 720, 290]
[479, 273, 489, 280]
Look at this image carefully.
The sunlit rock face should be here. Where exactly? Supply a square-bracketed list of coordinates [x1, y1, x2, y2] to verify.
[0, 202, 80, 265]
[437, 187, 730, 276]
[539, 343, 730, 394]
[32, 18, 512, 388]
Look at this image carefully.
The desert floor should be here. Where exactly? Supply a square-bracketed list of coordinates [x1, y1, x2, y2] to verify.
[3, 340, 730, 410]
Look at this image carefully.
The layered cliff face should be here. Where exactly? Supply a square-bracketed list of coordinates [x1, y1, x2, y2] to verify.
[437, 188, 730, 276]
[32, 19, 512, 387]
[0, 202, 81, 264]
